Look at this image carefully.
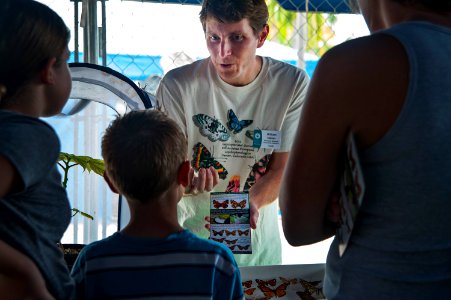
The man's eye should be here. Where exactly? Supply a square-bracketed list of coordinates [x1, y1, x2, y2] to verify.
[233, 35, 243, 41]
[209, 35, 219, 42]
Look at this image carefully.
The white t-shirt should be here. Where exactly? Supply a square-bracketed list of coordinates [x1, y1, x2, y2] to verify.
[157, 56, 309, 266]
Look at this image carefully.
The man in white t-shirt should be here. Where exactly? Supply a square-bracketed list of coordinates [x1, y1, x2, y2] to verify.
[156, 0, 309, 266]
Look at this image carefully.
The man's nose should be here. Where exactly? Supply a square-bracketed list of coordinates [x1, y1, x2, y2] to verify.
[219, 40, 232, 58]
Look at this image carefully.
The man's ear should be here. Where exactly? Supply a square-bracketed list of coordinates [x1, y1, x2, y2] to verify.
[103, 171, 119, 194]
[178, 160, 190, 187]
[39, 57, 57, 84]
[257, 24, 269, 48]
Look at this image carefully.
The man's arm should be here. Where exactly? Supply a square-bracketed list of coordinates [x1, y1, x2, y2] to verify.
[248, 152, 288, 229]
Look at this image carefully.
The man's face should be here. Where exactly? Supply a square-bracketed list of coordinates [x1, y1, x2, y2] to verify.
[205, 17, 267, 86]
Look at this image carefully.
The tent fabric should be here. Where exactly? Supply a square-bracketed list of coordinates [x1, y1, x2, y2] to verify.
[68, 62, 153, 117]
[123, 0, 352, 13]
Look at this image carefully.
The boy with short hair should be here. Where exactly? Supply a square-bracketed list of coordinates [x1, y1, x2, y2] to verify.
[71, 110, 244, 300]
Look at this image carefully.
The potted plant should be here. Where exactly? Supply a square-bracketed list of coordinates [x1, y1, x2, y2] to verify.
[57, 152, 104, 269]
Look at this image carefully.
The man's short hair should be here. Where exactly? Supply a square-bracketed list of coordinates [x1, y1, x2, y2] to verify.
[199, 0, 269, 36]
[102, 110, 187, 202]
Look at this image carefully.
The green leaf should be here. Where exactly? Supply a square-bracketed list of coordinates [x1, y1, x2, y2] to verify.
[58, 152, 104, 176]
[71, 208, 94, 220]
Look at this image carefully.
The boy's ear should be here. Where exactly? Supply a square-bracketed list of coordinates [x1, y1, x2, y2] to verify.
[39, 57, 57, 84]
[103, 171, 119, 194]
[178, 160, 190, 187]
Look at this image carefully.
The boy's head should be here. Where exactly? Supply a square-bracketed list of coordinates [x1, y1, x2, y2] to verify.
[102, 110, 187, 202]
[199, 0, 269, 37]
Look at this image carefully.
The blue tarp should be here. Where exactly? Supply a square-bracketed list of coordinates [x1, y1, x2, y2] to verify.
[71, 53, 318, 82]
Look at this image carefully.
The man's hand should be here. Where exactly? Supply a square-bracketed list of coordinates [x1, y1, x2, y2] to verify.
[186, 166, 219, 195]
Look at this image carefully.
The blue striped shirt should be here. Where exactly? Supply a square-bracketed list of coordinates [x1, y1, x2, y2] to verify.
[71, 230, 244, 300]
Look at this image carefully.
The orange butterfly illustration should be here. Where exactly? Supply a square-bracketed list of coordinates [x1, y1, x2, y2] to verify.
[213, 199, 229, 209]
[225, 238, 238, 245]
[225, 230, 236, 236]
[256, 279, 277, 287]
[211, 237, 225, 243]
[244, 288, 256, 296]
[258, 282, 289, 298]
[212, 229, 224, 236]
[231, 199, 247, 209]
[242, 280, 253, 288]
[237, 244, 250, 250]
[238, 229, 249, 236]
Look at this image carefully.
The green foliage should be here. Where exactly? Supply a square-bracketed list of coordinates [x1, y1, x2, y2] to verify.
[266, 0, 338, 56]
[58, 152, 105, 220]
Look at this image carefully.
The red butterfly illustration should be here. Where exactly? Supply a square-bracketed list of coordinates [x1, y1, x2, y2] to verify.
[229, 245, 237, 250]
[211, 237, 225, 243]
[225, 230, 236, 236]
[256, 279, 277, 287]
[242, 280, 253, 288]
[225, 238, 238, 245]
[231, 199, 246, 209]
[213, 199, 229, 209]
[244, 154, 271, 191]
[238, 229, 249, 236]
[225, 175, 240, 192]
[258, 282, 289, 298]
[212, 229, 224, 236]
[244, 288, 256, 296]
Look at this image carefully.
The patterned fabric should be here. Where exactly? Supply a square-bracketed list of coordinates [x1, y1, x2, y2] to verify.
[157, 56, 309, 266]
[0, 110, 75, 299]
[71, 230, 244, 300]
[324, 22, 451, 299]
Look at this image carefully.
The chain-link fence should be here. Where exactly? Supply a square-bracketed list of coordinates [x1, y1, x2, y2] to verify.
[39, 0, 368, 249]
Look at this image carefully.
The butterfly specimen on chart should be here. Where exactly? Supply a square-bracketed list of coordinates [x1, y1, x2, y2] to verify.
[244, 154, 271, 191]
[192, 114, 230, 142]
[237, 244, 250, 250]
[225, 230, 237, 236]
[231, 199, 247, 209]
[299, 279, 323, 296]
[279, 277, 297, 285]
[225, 239, 238, 245]
[296, 291, 316, 300]
[212, 229, 224, 236]
[227, 109, 253, 134]
[256, 279, 277, 287]
[229, 245, 237, 250]
[192, 142, 228, 180]
[225, 175, 240, 192]
[242, 280, 253, 288]
[257, 282, 289, 298]
[213, 199, 229, 209]
[211, 237, 225, 243]
[244, 288, 256, 296]
[238, 229, 250, 236]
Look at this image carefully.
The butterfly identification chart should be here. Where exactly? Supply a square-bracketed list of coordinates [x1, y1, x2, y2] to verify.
[210, 192, 252, 254]
[337, 132, 365, 257]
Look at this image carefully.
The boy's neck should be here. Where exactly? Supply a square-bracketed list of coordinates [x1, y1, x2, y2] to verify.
[121, 188, 185, 238]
